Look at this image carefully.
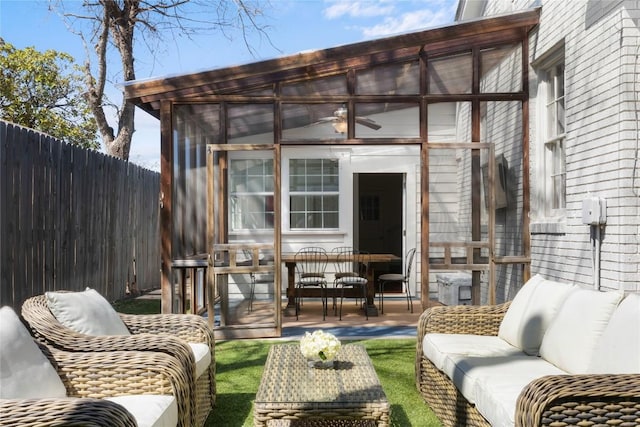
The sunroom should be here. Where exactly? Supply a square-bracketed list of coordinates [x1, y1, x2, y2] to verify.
[124, 8, 540, 339]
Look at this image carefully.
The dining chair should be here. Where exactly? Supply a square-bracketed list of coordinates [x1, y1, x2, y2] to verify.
[335, 249, 370, 320]
[241, 249, 274, 313]
[377, 247, 416, 314]
[294, 247, 329, 321]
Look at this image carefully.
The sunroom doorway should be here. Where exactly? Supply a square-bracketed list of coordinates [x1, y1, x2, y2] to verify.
[356, 173, 405, 286]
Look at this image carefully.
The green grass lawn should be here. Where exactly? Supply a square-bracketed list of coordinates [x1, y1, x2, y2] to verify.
[113, 297, 441, 426]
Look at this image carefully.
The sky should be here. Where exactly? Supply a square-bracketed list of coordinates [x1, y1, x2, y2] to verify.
[0, 0, 458, 170]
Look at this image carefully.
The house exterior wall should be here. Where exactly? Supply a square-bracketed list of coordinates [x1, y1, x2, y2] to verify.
[469, 0, 640, 292]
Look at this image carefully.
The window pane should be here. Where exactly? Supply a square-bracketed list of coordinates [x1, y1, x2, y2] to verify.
[428, 52, 472, 94]
[428, 102, 471, 142]
[228, 104, 274, 144]
[290, 176, 306, 192]
[307, 213, 323, 228]
[323, 195, 339, 211]
[282, 103, 347, 140]
[306, 159, 323, 175]
[290, 196, 306, 211]
[557, 96, 565, 135]
[356, 61, 419, 95]
[323, 175, 339, 191]
[282, 75, 347, 96]
[355, 103, 419, 138]
[307, 195, 323, 211]
[323, 212, 339, 228]
[291, 213, 306, 228]
[307, 175, 322, 191]
[480, 44, 522, 93]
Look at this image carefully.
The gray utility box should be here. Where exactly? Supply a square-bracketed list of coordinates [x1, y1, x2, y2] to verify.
[436, 272, 472, 306]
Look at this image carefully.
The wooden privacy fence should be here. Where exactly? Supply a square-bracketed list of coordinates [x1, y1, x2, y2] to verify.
[0, 121, 161, 309]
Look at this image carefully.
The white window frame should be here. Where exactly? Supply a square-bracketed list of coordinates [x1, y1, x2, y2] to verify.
[532, 46, 566, 232]
[228, 156, 274, 231]
[288, 158, 340, 230]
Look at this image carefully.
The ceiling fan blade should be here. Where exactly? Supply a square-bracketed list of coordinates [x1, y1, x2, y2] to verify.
[355, 117, 381, 130]
[305, 117, 337, 127]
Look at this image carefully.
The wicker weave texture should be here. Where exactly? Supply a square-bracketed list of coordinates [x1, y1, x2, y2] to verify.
[415, 304, 640, 427]
[254, 344, 390, 427]
[0, 398, 138, 427]
[21, 294, 216, 427]
[0, 342, 187, 427]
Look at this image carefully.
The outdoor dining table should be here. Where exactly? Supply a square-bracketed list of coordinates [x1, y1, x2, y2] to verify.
[281, 252, 400, 317]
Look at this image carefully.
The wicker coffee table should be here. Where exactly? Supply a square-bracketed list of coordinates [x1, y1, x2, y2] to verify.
[254, 343, 390, 426]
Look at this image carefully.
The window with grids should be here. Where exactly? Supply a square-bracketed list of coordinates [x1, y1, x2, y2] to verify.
[542, 60, 566, 214]
[229, 159, 274, 230]
[289, 159, 339, 229]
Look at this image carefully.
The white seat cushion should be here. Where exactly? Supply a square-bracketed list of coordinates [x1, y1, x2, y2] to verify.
[441, 353, 564, 406]
[188, 342, 212, 378]
[46, 288, 131, 336]
[498, 275, 576, 355]
[105, 395, 178, 427]
[471, 357, 566, 427]
[0, 306, 67, 399]
[587, 292, 640, 374]
[540, 288, 623, 374]
[423, 333, 521, 371]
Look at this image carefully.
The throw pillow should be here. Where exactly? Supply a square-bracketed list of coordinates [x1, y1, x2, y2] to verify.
[498, 274, 576, 355]
[46, 288, 131, 336]
[0, 306, 67, 398]
[539, 288, 624, 374]
[587, 292, 640, 374]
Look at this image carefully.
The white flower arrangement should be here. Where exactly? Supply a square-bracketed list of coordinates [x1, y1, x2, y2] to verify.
[299, 330, 341, 361]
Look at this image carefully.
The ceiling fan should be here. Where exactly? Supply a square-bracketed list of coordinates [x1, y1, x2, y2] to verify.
[309, 105, 381, 134]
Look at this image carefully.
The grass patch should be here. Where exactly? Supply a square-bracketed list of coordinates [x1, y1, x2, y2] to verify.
[112, 298, 441, 426]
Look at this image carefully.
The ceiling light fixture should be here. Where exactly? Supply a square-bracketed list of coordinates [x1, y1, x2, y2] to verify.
[332, 120, 347, 134]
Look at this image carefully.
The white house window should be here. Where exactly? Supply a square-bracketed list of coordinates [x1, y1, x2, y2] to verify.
[289, 159, 339, 229]
[542, 60, 566, 214]
[229, 159, 274, 230]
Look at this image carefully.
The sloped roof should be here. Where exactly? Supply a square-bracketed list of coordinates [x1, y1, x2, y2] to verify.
[124, 8, 539, 117]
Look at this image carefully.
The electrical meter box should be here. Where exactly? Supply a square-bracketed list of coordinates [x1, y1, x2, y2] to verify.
[581, 197, 607, 225]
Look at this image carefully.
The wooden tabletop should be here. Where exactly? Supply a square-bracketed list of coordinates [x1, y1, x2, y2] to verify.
[281, 253, 400, 263]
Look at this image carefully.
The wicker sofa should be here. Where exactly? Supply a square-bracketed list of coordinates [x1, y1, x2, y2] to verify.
[0, 306, 187, 426]
[416, 275, 640, 427]
[21, 289, 215, 427]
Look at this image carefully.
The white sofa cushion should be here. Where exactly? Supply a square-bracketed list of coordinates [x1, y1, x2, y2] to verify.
[498, 275, 576, 355]
[423, 333, 521, 371]
[472, 357, 566, 427]
[46, 288, 131, 336]
[587, 292, 640, 374]
[443, 353, 564, 407]
[540, 288, 623, 374]
[105, 395, 178, 427]
[0, 306, 67, 399]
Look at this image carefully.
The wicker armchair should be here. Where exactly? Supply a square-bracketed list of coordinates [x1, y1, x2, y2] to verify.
[416, 303, 640, 427]
[21, 294, 215, 427]
[0, 340, 189, 427]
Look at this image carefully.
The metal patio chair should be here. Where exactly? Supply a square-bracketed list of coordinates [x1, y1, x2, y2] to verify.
[377, 247, 416, 314]
[335, 249, 370, 320]
[295, 247, 329, 321]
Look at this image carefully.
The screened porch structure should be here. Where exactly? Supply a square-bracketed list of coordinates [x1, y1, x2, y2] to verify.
[125, 8, 540, 339]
